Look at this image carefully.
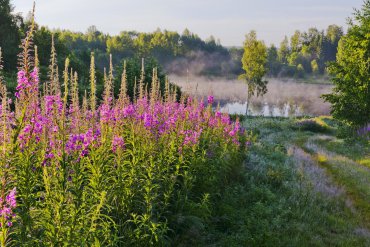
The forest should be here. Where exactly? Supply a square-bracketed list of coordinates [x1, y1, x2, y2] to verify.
[1, 0, 342, 85]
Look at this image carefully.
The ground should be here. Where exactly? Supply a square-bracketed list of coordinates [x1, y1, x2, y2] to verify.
[181, 116, 370, 246]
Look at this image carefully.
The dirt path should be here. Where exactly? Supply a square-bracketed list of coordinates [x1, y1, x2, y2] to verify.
[288, 134, 370, 237]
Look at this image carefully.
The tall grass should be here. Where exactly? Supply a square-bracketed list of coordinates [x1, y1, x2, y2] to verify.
[0, 9, 248, 246]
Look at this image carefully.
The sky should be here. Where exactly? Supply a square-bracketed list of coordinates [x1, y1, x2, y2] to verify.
[12, 0, 364, 47]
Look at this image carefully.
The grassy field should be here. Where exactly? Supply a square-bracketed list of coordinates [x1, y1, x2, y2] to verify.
[183, 116, 370, 246]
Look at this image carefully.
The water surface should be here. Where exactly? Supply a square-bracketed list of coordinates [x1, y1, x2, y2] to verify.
[171, 76, 332, 117]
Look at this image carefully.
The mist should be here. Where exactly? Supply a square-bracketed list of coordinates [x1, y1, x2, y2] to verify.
[164, 50, 241, 78]
[170, 76, 333, 116]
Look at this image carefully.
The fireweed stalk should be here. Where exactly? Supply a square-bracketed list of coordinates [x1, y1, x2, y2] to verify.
[0, 188, 16, 247]
[4, 62, 249, 245]
[7, 66, 249, 245]
[0, 8, 250, 246]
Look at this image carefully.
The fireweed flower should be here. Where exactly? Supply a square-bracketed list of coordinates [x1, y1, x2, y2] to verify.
[6, 188, 16, 208]
[44, 95, 63, 115]
[122, 105, 135, 118]
[112, 136, 125, 152]
[143, 113, 153, 128]
[100, 104, 113, 123]
[207, 95, 214, 105]
[0, 188, 17, 228]
[15, 68, 39, 99]
[66, 128, 102, 156]
[15, 70, 28, 98]
[182, 129, 203, 146]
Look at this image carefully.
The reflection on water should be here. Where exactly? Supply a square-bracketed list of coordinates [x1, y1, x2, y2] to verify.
[171, 76, 333, 117]
[220, 102, 303, 117]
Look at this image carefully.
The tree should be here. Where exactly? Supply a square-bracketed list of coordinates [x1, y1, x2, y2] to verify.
[322, 25, 343, 63]
[267, 45, 281, 76]
[296, 64, 305, 78]
[239, 31, 268, 115]
[0, 0, 22, 71]
[326, 24, 343, 44]
[311, 59, 319, 74]
[278, 36, 290, 64]
[290, 30, 301, 52]
[322, 1, 370, 126]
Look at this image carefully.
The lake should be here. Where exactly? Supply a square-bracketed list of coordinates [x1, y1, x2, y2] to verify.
[171, 76, 333, 117]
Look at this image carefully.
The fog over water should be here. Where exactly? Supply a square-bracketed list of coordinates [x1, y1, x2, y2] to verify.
[170, 76, 333, 117]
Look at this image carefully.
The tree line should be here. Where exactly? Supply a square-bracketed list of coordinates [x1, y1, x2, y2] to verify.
[238, 2, 369, 127]
[267, 25, 343, 78]
[1, 0, 344, 82]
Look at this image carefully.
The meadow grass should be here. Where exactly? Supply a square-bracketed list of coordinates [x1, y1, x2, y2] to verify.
[186, 117, 370, 246]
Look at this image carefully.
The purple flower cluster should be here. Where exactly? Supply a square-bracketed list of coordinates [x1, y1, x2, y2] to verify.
[0, 188, 16, 227]
[44, 95, 63, 115]
[112, 136, 125, 152]
[66, 129, 102, 156]
[12, 92, 246, 162]
[15, 69, 39, 99]
[8, 66, 247, 175]
[182, 129, 203, 146]
[207, 95, 214, 105]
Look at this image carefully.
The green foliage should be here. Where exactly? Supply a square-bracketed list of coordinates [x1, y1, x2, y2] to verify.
[296, 116, 333, 133]
[277, 26, 343, 77]
[266, 45, 281, 77]
[278, 36, 290, 64]
[240, 31, 268, 89]
[0, 0, 22, 71]
[239, 31, 268, 99]
[311, 59, 319, 74]
[239, 31, 268, 115]
[322, 1, 370, 126]
[295, 64, 305, 78]
[0, 3, 344, 84]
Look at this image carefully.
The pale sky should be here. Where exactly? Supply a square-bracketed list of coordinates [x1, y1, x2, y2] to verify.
[12, 0, 364, 46]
